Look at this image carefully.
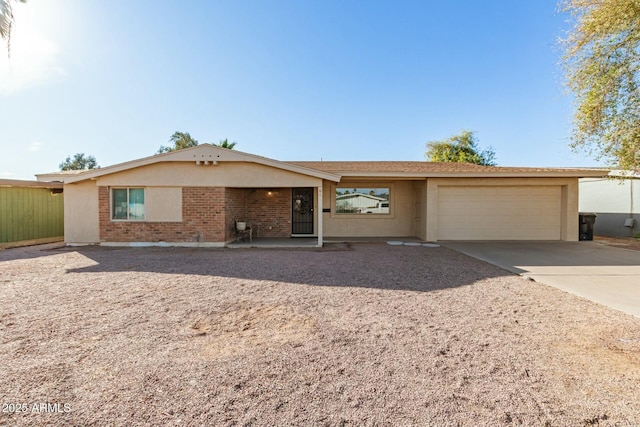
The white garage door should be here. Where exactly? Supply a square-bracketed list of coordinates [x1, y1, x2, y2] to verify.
[437, 186, 562, 240]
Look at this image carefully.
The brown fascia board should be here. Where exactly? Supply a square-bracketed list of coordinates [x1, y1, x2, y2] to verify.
[334, 170, 610, 179]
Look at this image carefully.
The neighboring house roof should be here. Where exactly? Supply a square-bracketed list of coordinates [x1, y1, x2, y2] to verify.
[36, 144, 342, 184]
[289, 161, 609, 178]
[0, 179, 63, 189]
[608, 170, 640, 178]
[336, 193, 385, 202]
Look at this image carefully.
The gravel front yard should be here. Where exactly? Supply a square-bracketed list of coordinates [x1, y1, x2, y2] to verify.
[1, 242, 640, 426]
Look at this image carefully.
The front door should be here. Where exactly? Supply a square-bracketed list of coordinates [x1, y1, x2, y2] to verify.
[292, 188, 314, 234]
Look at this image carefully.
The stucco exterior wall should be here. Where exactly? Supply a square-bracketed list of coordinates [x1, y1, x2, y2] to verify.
[322, 180, 416, 237]
[64, 181, 99, 244]
[145, 187, 183, 222]
[412, 181, 427, 241]
[95, 162, 322, 188]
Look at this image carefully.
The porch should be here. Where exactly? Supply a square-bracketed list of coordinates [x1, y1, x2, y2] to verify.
[225, 186, 321, 244]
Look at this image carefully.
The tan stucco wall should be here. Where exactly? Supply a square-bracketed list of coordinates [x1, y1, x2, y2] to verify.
[413, 181, 427, 240]
[323, 180, 416, 237]
[96, 162, 323, 188]
[145, 187, 182, 221]
[64, 180, 99, 244]
[425, 177, 579, 241]
[563, 179, 579, 241]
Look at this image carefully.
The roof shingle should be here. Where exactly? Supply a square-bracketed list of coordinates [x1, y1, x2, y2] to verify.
[288, 161, 606, 175]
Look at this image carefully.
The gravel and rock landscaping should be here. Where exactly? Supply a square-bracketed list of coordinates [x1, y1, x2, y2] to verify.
[1, 242, 639, 426]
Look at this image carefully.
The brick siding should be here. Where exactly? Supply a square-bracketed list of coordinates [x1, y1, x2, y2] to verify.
[99, 187, 226, 243]
[224, 188, 248, 241]
[246, 189, 291, 238]
[98, 186, 293, 243]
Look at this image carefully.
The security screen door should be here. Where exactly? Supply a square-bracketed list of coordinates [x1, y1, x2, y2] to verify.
[291, 188, 314, 234]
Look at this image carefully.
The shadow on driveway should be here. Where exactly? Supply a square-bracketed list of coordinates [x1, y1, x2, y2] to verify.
[442, 241, 640, 318]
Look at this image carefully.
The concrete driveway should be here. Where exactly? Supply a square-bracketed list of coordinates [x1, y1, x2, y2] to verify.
[442, 241, 640, 318]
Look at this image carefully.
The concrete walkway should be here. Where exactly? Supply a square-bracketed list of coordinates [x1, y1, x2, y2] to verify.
[442, 241, 640, 318]
[226, 237, 319, 248]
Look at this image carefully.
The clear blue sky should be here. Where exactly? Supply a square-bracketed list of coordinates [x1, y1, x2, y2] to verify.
[0, 0, 600, 180]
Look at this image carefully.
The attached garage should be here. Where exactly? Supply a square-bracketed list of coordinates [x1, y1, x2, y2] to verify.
[437, 186, 562, 240]
[425, 176, 583, 242]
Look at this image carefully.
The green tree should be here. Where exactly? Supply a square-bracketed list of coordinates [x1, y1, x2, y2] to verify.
[157, 131, 199, 154]
[59, 153, 99, 171]
[215, 138, 237, 149]
[426, 130, 497, 166]
[560, 0, 640, 171]
[0, 0, 26, 56]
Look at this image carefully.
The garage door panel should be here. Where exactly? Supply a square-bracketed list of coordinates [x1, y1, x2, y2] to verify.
[439, 187, 468, 198]
[438, 186, 562, 240]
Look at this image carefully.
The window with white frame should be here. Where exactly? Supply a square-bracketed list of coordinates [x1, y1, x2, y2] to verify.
[112, 188, 145, 220]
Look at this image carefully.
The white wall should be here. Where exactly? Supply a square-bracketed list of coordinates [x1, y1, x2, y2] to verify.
[579, 178, 639, 236]
[580, 178, 639, 213]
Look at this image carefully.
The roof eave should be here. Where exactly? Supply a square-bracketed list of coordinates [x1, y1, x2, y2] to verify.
[39, 145, 342, 184]
[0, 179, 64, 188]
[36, 172, 90, 182]
[336, 170, 610, 178]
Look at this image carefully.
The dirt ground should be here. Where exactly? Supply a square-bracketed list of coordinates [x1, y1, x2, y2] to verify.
[1, 242, 639, 426]
[595, 235, 640, 251]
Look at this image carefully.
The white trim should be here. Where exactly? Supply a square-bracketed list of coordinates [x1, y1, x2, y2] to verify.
[317, 185, 323, 247]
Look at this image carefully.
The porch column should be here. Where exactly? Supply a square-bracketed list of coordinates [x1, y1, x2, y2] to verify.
[317, 185, 323, 246]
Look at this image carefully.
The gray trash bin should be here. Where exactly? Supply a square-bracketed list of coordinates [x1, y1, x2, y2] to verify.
[579, 213, 597, 241]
